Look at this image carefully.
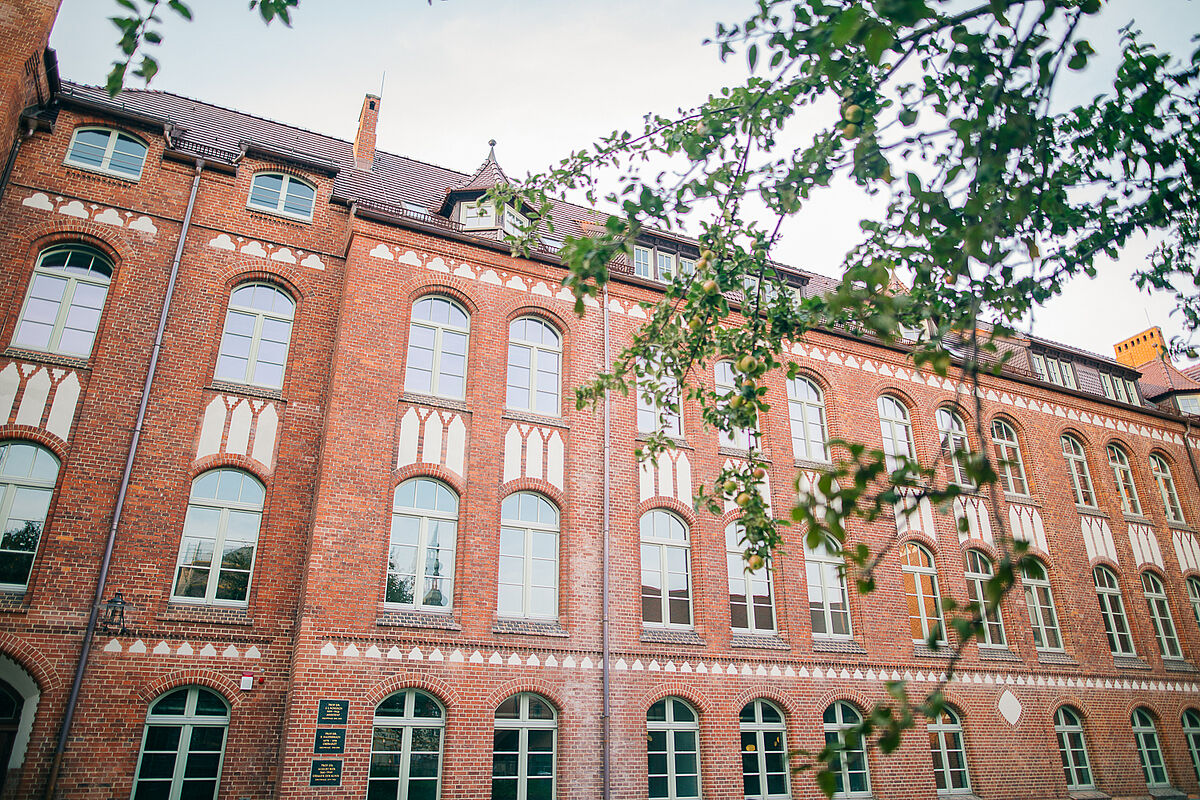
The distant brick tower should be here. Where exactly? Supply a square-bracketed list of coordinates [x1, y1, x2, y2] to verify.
[0, 0, 63, 163]
[1114, 325, 1167, 367]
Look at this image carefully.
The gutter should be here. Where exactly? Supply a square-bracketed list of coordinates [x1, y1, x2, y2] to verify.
[0, 120, 32, 208]
[43, 157, 205, 799]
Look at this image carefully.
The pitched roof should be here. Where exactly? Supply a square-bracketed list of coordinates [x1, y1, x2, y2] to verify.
[1133, 356, 1200, 400]
[452, 142, 511, 192]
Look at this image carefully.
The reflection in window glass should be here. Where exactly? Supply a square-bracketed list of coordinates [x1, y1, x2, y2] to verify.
[740, 700, 789, 799]
[640, 510, 692, 628]
[0, 442, 59, 591]
[647, 697, 700, 800]
[492, 693, 556, 800]
[369, 689, 444, 800]
[171, 469, 264, 605]
[387, 479, 458, 611]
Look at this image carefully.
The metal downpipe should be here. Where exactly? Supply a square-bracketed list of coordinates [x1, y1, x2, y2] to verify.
[601, 281, 612, 800]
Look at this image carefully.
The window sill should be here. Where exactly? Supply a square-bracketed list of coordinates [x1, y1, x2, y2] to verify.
[635, 433, 691, 449]
[1147, 787, 1187, 800]
[1066, 789, 1110, 800]
[913, 642, 953, 659]
[977, 647, 1022, 662]
[1112, 654, 1151, 670]
[938, 793, 982, 800]
[730, 632, 790, 650]
[401, 392, 471, 414]
[159, 603, 254, 626]
[1003, 492, 1038, 506]
[492, 618, 569, 638]
[1122, 512, 1151, 525]
[376, 609, 461, 631]
[811, 637, 867, 655]
[208, 380, 284, 402]
[1163, 658, 1198, 673]
[794, 457, 833, 471]
[502, 410, 568, 429]
[717, 445, 766, 460]
[1166, 520, 1194, 533]
[3, 347, 91, 371]
[246, 206, 312, 226]
[1036, 649, 1078, 666]
[1075, 505, 1107, 518]
[64, 161, 142, 184]
[640, 627, 705, 647]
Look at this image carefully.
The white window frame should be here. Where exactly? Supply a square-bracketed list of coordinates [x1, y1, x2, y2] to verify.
[936, 408, 971, 487]
[878, 395, 915, 472]
[246, 171, 316, 221]
[492, 693, 557, 800]
[964, 550, 1005, 647]
[64, 126, 148, 180]
[368, 689, 446, 800]
[806, 537, 852, 639]
[1142, 571, 1182, 659]
[787, 376, 829, 463]
[1093, 566, 1136, 656]
[725, 523, 775, 634]
[132, 687, 229, 800]
[1132, 708, 1169, 788]
[637, 360, 682, 438]
[901, 542, 945, 644]
[1106, 444, 1142, 516]
[214, 283, 296, 389]
[634, 245, 653, 279]
[1188, 576, 1200, 630]
[1022, 560, 1064, 651]
[461, 200, 497, 229]
[739, 700, 790, 800]
[1150, 455, 1186, 524]
[0, 441, 59, 593]
[1061, 435, 1097, 507]
[1100, 373, 1116, 400]
[1125, 379, 1141, 404]
[1183, 708, 1200, 784]
[170, 469, 264, 607]
[386, 478, 458, 612]
[497, 493, 559, 620]
[506, 317, 562, 416]
[990, 419, 1029, 496]
[502, 204, 528, 236]
[640, 509, 693, 629]
[823, 701, 871, 799]
[714, 361, 757, 450]
[1054, 706, 1095, 791]
[928, 707, 971, 795]
[647, 697, 701, 800]
[13, 244, 113, 358]
[404, 295, 471, 400]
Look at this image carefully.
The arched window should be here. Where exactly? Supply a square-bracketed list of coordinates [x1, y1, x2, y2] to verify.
[1142, 572, 1182, 659]
[214, 283, 296, 389]
[171, 469, 264, 605]
[1150, 454, 1185, 524]
[647, 697, 700, 800]
[637, 354, 682, 437]
[1022, 559, 1063, 651]
[1188, 576, 1200, 630]
[1093, 566, 1135, 656]
[1054, 706, 1094, 790]
[387, 478, 457, 611]
[725, 522, 774, 634]
[901, 542, 944, 644]
[806, 535, 851, 639]
[65, 127, 148, 179]
[1132, 707, 1168, 788]
[13, 244, 112, 357]
[369, 689, 445, 800]
[1183, 708, 1200, 783]
[787, 376, 828, 462]
[823, 701, 870, 798]
[506, 317, 562, 415]
[928, 707, 970, 794]
[936, 408, 971, 487]
[0, 442, 59, 592]
[133, 686, 229, 800]
[247, 172, 316, 220]
[877, 395, 915, 471]
[640, 509, 692, 628]
[989, 419, 1029, 496]
[492, 693, 556, 800]
[963, 550, 1004, 647]
[1061, 435, 1096, 507]
[497, 493, 559, 619]
[714, 361, 756, 449]
[404, 296, 470, 399]
[739, 700, 789, 799]
[1106, 444, 1142, 516]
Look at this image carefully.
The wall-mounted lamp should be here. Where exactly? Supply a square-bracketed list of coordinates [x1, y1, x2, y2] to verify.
[100, 591, 126, 635]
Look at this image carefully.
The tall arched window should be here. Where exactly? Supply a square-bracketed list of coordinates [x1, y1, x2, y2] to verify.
[989, 419, 1029, 496]
[823, 701, 870, 798]
[492, 693, 556, 800]
[714, 361, 756, 449]
[368, 689, 445, 800]
[133, 686, 229, 800]
[1150, 454, 1185, 524]
[1188, 576, 1200, 630]
[963, 550, 1004, 647]
[806, 535, 851, 639]
[877, 395, 915, 471]
[172, 469, 264, 605]
[647, 697, 700, 800]
[928, 707, 970, 794]
[506, 317, 562, 416]
[497, 493, 559, 619]
[1093, 566, 1135, 656]
[640, 509, 692, 628]
[637, 356, 682, 437]
[404, 296, 470, 399]
[739, 699, 789, 799]
[65, 127, 148, 179]
[1022, 559, 1063, 651]
[387, 478, 458, 611]
[1054, 706, 1094, 790]
[1142, 572, 1182, 659]
[901, 542, 944, 644]
[1061, 435, 1096, 507]
[1183, 708, 1200, 783]
[1132, 707, 1168, 788]
[1106, 444, 1142, 516]
[13, 244, 112, 357]
[787, 376, 828, 462]
[935, 408, 971, 487]
[214, 283, 296, 389]
[725, 522, 774, 634]
[247, 171, 316, 220]
[0, 441, 59, 592]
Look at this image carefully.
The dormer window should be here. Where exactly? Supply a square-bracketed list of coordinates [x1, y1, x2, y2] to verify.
[461, 201, 497, 229]
[633, 244, 695, 283]
[501, 204, 528, 236]
[65, 127, 148, 180]
[248, 172, 316, 221]
[1099, 372, 1140, 405]
[1030, 352, 1077, 389]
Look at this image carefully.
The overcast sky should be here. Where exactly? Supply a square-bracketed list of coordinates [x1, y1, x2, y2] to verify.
[48, 0, 1200, 366]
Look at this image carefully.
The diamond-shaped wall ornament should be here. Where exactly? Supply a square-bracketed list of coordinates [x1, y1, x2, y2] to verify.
[997, 689, 1022, 726]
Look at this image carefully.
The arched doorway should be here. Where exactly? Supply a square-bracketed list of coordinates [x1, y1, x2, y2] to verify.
[0, 680, 18, 792]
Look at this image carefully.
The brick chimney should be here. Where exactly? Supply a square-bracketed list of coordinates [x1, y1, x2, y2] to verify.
[353, 93, 380, 170]
[1114, 326, 1166, 368]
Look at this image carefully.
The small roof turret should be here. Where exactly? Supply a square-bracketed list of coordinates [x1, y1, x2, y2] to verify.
[439, 140, 510, 213]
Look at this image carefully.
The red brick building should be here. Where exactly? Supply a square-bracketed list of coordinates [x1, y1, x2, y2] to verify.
[1, 6, 1200, 800]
